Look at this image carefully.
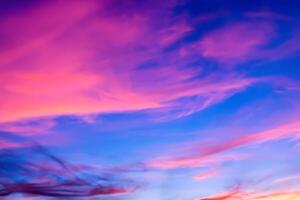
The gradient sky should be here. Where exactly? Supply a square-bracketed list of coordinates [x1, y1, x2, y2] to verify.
[1, 0, 300, 199]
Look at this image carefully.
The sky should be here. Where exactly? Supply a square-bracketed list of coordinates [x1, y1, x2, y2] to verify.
[0, 0, 300, 199]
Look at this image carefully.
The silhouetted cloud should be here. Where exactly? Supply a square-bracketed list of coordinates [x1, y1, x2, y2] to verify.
[0, 143, 135, 198]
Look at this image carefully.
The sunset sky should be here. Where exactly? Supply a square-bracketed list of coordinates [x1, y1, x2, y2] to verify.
[1, 0, 300, 199]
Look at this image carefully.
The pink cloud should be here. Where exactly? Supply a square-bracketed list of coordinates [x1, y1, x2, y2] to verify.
[0, 118, 69, 147]
[193, 168, 219, 181]
[202, 193, 240, 200]
[250, 191, 300, 200]
[0, 118, 56, 136]
[202, 185, 243, 200]
[0, 1, 256, 123]
[274, 175, 300, 184]
[148, 119, 300, 169]
[0, 1, 298, 125]
[148, 153, 243, 169]
[0, 139, 21, 149]
[196, 18, 300, 65]
[158, 21, 192, 46]
[202, 191, 300, 200]
[0, 0, 98, 65]
[198, 22, 275, 64]
[201, 177, 300, 200]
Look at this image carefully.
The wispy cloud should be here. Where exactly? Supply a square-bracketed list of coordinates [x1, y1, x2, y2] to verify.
[0, 139, 22, 149]
[202, 190, 300, 200]
[0, 144, 136, 198]
[193, 168, 219, 181]
[0, 118, 56, 136]
[0, 0, 259, 123]
[148, 119, 300, 170]
[198, 22, 275, 64]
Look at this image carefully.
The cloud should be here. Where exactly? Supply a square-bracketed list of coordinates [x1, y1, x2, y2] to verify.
[148, 153, 243, 169]
[196, 18, 300, 66]
[202, 191, 300, 200]
[0, 118, 56, 136]
[193, 168, 219, 181]
[0, 144, 136, 198]
[200, 178, 300, 200]
[148, 119, 300, 169]
[198, 22, 275, 64]
[0, 139, 21, 149]
[0, 0, 257, 123]
[274, 175, 300, 184]
[250, 192, 300, 200]
[0, 0, 98, 65]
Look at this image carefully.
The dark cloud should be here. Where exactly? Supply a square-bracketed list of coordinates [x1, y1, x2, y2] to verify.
[0, 144, 135, 198]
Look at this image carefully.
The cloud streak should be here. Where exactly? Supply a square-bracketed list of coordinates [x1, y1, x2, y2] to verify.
[0, 0, 260, 123]
[0, 144, 136, 198]
[148, 119, 300, 169]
